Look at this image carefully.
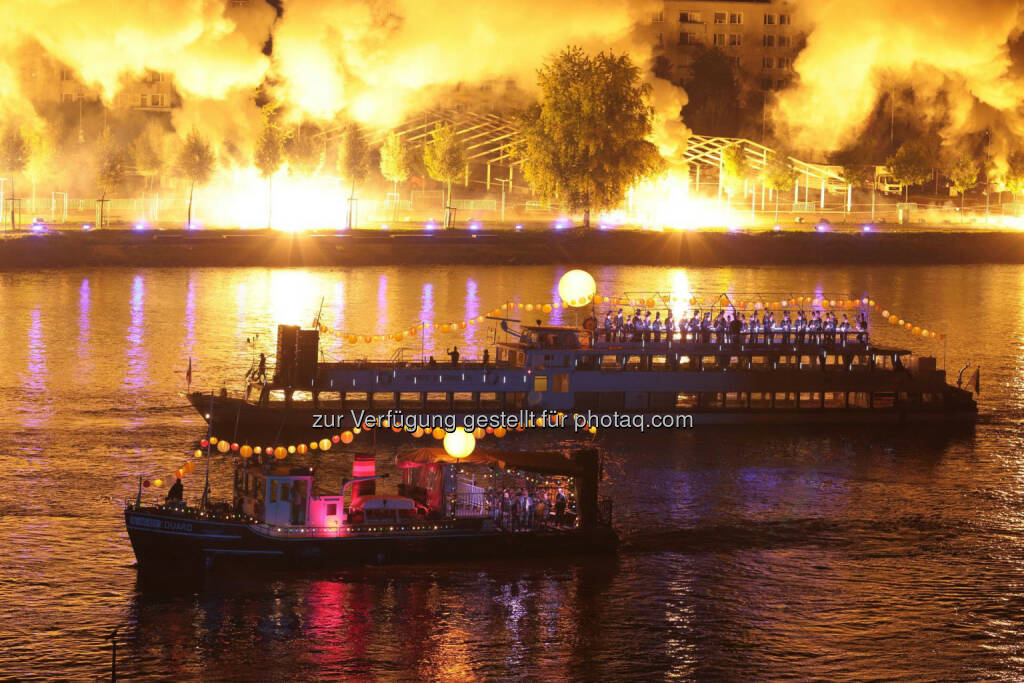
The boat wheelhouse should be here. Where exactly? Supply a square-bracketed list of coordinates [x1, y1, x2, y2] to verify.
[190, 316, 976, 439]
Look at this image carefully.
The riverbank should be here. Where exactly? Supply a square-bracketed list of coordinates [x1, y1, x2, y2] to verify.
[3, 225, 1024, 268]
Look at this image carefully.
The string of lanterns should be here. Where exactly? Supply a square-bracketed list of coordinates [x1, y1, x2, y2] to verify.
[142, 416, 599, 488]
[316, 293, 944, 343]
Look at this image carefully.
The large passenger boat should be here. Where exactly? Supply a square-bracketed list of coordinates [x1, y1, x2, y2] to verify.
[189, 314, 977, 441]
[125, 447, 615, 573]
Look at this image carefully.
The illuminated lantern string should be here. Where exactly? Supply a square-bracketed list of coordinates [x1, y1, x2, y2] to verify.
[319, 438, 331, 451]
[216, 439, 230, 454]
[341, 431, 354, 444]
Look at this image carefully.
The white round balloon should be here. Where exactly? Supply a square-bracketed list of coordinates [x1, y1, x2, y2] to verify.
[558, 269, 596, 307]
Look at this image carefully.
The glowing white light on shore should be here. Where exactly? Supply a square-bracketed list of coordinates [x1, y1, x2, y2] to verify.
[380, 223, 389, 230]
[134, 223, 147, 231]
[862, 224, 873, 232]
[425, 221, 437, 231]
[469, 221, 481, 231]
[514, 224, 523, 231]
[82, 224, 91, 231]
[773, 224, 782, 232]
[816, 223, 829, 232]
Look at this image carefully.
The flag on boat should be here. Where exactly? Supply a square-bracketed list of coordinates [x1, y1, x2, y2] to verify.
[968, 366, 980, 394]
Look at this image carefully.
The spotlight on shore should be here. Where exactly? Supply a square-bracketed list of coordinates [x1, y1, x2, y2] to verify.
[82, 224, 91, 231]
[469, 221, 481, 231]
[773, 225, 782, 232]
[381, 224, 390, 230]
[815, 223, 829, 232]
[425, 221, 437, 231]
[862, 224, 873, 232]
[134, 222, 148, 231]
[514, 224, 523, 231]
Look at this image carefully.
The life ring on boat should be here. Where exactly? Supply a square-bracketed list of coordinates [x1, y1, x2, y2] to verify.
[582, 317, 597, 331]
[527, 391, 543, 406]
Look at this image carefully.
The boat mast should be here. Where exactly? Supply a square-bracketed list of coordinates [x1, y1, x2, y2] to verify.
[201, 391, 213, 510]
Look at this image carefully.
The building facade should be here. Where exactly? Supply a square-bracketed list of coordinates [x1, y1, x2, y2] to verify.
[649, 0, 805, 91]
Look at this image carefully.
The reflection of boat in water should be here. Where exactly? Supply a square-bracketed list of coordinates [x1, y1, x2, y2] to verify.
[189, 318, 977, 442]
[125, 447, 616, 573]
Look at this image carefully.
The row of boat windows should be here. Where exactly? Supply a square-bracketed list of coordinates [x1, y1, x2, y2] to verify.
[671, 391, 944, 409]
[256, 390, 944, 409]
[496, 349, 897, 371]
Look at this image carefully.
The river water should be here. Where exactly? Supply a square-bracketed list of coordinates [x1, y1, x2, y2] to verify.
[1, 264, 1022, 680]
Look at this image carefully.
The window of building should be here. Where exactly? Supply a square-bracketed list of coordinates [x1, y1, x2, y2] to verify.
[729, 33, 742, 46]
[714, 12, 726, 24]
[778, 57, 791, 69]
[679, 11, 701, 23]
[762, 56, 774, 69]
[713, 33, 725, 46]
[729, 12, 743, 24]
[730, 56, 741, 67]
[764, 14, 775, 25]
[763, 34, 775, 47]
[60, 69, 73, 81]
[326, 503, 337, 516]
[533, 375, 548, 392]
[652, 10, 664, 23]
[270, 480, 278, 502]
[62, 93, 74, 103]
[760, 78, 773, 91]
[778, 35, 792, 47]
[775, 79, 787, 89]
[139, 94, 148, 107]
[779, 14, 791, 25]
[656, 32, 664, 47]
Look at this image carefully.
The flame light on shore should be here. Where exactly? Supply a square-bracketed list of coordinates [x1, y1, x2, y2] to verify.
[629, 173, 738, 231]
[191, 169, 348, 232]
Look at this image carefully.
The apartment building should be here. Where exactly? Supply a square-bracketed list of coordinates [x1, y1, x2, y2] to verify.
[649, 0, 805, 90]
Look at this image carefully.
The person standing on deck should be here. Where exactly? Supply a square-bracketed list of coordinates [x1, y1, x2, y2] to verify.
[615, 309, 624, 339]
[448, 346, 460, 366]
[555, 488, 568, 525]
[166, 477, 184, 504]
[781, 311, 792, 344]
[603, 311, 613, 341]
[652, 312, 662, 343]
[664, 311, 675, 341]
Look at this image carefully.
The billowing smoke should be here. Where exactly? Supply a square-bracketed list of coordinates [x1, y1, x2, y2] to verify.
[270, 0, 661, 125]
[774, 0, 1024, 166]
[1, 0, 683, 148]
[2, 0, 274, 106]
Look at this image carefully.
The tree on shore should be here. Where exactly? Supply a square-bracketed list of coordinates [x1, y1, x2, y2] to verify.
[887, 140, 931, 202]
[682, 47, 742, 137]
[1002, 150, 1024, 202]
[379, 131, 411, 219]
[948, 153, 979, 216]
[24, 124, 57, 214]
[721, 143, 749, 198]
[760, 151, 797, 222]
[96, 127, 131, 227]
[133, 120, 168, 192]
[338, 122, 370, 229]
[177, 127, 216, 229]
[0, 124, 29, 227]
[254, 104, 285, 229]
[518, 47, 662, 228]
[422, 123, 464, 228]
[285, 121, 325, 177]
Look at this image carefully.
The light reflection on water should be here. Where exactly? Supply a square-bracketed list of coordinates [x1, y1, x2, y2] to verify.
[2, 264, 1024, 679]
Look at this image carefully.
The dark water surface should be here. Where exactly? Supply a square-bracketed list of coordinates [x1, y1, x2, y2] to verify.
[1, 264, 1023, 680]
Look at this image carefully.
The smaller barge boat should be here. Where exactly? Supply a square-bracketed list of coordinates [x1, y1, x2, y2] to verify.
[125, 447, 615, 573]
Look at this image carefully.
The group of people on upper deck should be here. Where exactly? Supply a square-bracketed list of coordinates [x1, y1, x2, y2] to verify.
[600, 307, 869, 346]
